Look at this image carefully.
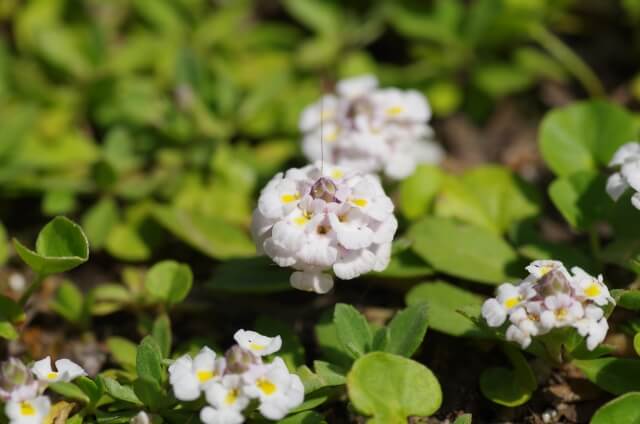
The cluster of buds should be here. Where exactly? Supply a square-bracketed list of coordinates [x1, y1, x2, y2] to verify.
[251, 162, 397, 293]
[606, 142, 640, 209]
[168, 330, 304, 424]
[482, 260, 614, 351]
[299, 75, 443, 180]
[0, 357, 86, 424]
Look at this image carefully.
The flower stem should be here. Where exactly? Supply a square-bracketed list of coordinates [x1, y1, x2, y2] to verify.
[529, 24, 605, 98]
[19, 273, 45, 307]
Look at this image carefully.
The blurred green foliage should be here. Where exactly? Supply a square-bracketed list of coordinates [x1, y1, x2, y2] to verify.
[0, 0, 628, 262]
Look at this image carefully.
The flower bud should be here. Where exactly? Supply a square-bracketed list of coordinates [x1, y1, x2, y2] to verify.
[0, 358, 39, 402]
[224, 345, 261, 374]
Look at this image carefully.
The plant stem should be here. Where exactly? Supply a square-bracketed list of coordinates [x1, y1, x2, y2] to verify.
[529, 24, 605, 98]
[19, 273, 45, 307]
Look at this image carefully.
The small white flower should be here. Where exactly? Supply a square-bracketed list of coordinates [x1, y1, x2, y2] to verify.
[540, 294, 584, 329]
[252, 162, 397, 293]
[481, 298, 507, 327]
[573, 305, 609, 351]
[571, 267, 614, 306]
[505, 324, 533, 349]
[5, 396, 51, 424]
[131, 411, 151, 424]
[31, 357, 86, 383]
[243, 358, 304, 420]
[525, 260, 568, 279]
[0, 359, 40, 403]
[299, 75, 443, 180]
[201, 375, 249, 424]
[607, 142, 640, 209]
[233, 330, 282, 356]
[168, 347, 225, 401]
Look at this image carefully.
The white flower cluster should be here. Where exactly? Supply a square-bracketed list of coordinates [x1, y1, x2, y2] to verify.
[1, 356, 87, 424]
[251, 162, 397, 293]
[169, 330, 304, 424]
[606, 142, 640, 209]
[482, 260, 614, 351]
[299, 75, 444, 180]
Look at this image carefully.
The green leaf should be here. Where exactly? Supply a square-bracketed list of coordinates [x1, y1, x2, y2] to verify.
[383, 303, 429, 357]
[133, 377, 165, 412]
[136, 336, 163, 384]
[0, 295, 23, 322]
[410, 217, 521, 285]
[107, 337, 138, 371]
[209, 256, 291, 293]
[347, 352, 442, 423]
[151, 314, 172, 358]
[105, 223, 151, 262]
[435, 166, 540, 234]
[453, 414, 473, 424]
[573, 358, 640, 395]
[373, 247, 434, 279]
[399, 164, 443, 220]
[313, 361, 346, 386]
[315, 311, 352, 368]
[81, 197, 119, 250]
[614, 290, 640, 311]
[100, 376, 142, 406]
[406, 281, 487, 337]
[282, 0, 342, 34]
[591, 392, 640, 424]
[153, 206, 255, 259]
[49, 382, 90, 404]
[539, 100, 639, 177]
[0, 321, 18, 340]
[75, 377, 103, 405]
[334, 304, 372, 360]
[51, 280, 85, 325]
[548, 171, 612, 230]
[634, 334, 640, 357]
[14, 216, 89, 275]
[276, 411, 326, 424]
[0, 221, 8, 265]
[480, 345, 537, 406]
[145, 260, 192, 307]
[90, 284, 131, 316]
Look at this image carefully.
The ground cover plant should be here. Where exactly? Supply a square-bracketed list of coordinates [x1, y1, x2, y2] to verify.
[3, 0, 640, 423]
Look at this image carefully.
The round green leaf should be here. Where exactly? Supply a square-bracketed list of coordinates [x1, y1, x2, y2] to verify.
[14, 216, 89, 275]
[539, 100, 639, 177]
[406, 281, 486, 337]
[145, 261, 193, 306]
[399, 164, 443, 220]
[347, 352, 442, 423]
[592, 392, 640, 424]
[573, 358, 640, 395]
[479, 346, 537, 407]
[409, 217, 521, 285]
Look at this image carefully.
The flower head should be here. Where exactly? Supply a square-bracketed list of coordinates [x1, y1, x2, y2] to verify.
[482, 260, 614, 350]
[201, 375, 249, 424]
[4, 396, 50, 424]
[299, 74, 443, 180]
[31, 356, 86, 384]
[606, 142, 640, 209]
[168, 347, 225, 401]
[252, 162, 397, 293]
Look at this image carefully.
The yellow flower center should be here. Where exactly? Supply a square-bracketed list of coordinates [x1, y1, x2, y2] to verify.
[351, 198, 368, 208]
[280, 193, 299, 204]
[250, 342, 266, 351]
[585, 282, 601, 298]
[503, 296, 520, 310]
[331, 169, 344, 179]
[20, 402, 35, 416]
[386, 106, 404, 116]
[225, 389, 239, 405]
[47, 372, 58, 380]
[556, 308, 568, 320]
[539, 265, 552, 276]
[196, 370, 215, 383]
[257, 378, 277, 396]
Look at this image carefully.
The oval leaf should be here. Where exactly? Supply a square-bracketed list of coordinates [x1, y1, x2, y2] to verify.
[145, 260, 193, 307]
[347, 352, 442, 422]
[14, 216, 89, 275]
[591, 392, 640, 424]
